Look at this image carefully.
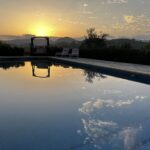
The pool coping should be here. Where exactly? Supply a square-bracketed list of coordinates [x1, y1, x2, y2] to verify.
[50, 57, 150, 75]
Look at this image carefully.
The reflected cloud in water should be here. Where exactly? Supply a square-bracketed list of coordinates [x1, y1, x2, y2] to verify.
[79, 96, 146, 116]
[78, 95, 148, 150]
[0, 61, 149, 150]
[120, 127, 141, 150]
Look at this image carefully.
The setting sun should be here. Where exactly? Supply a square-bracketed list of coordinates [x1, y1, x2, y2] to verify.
[29, 24, 54, 37]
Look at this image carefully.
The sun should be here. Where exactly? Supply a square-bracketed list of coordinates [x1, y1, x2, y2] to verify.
[35, 26, 50, 36]
[29, 24, 54, 37]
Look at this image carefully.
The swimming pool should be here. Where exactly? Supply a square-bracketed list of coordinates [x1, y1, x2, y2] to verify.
[0, 61, 150, 150]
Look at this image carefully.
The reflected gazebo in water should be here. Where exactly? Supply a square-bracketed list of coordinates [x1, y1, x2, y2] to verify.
[31, 61, 52, 78]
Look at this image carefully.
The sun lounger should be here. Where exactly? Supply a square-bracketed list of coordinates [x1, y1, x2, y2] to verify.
[69, 48, 79, 57]
[55, 48, 70, 57]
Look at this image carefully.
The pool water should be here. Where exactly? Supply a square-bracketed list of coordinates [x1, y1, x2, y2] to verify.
[0, 61, 150, 150]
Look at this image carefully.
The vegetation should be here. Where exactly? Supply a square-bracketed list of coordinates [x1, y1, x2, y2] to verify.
[0, 62, 25, 70]
[83, 70, 107, 83]
[48, 46, 63, 56]
[80, 28, 108, 50]
[0, 41, 24, 56]
[1, 30, 150, 65]
[80, 28, 150, 65]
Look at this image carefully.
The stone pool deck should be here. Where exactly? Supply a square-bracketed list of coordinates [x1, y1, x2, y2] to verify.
[51, 57, 150, 77]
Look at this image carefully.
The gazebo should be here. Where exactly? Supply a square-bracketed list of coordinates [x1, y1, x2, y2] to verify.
[30, 36, 50, 56]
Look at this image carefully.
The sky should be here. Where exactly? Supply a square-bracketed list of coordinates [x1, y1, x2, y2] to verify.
[0, 0, 150, 38]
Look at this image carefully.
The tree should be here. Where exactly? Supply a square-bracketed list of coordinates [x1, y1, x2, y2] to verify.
[121, 42, 132, 49]
[0, 41, 24, 56]
[145, 42, 150, 50]
[80, 28, 109, 50]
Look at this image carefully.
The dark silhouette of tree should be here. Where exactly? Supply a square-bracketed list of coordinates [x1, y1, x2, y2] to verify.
[121, 42, 132, 49]
[145, 42, 150, 50]
[80, 28, 109, 50]
[0, 41, 24, 56]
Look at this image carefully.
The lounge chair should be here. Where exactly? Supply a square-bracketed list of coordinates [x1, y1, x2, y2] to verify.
[69, 48, 79, 57]
[55, 48, 70, 57]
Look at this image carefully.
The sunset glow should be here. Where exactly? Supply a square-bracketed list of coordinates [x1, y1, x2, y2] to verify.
[29, 24, 54, 36]
[0, 0, 149, 39]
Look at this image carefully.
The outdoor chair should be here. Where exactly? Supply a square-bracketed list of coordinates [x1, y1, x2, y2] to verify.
[55, 48, 70, 57]
[69, 48, 79, 57]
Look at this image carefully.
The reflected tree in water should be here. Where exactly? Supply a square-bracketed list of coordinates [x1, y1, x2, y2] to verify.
[83, 70, 107, 83]
[0, 62, 25, 70]
[53, 62, 70, 69]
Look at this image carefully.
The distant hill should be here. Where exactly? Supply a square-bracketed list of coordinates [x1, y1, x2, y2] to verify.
[0, 35, 149, 50]
[56, 37, 76, 44]
[5, 38, 31, 47]
[1, 36, 81, 48]
[54, 37, 81, 48]
[107, 39, 147, 49]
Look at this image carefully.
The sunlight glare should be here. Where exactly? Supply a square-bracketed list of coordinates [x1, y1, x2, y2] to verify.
[30, 24, 54, 36]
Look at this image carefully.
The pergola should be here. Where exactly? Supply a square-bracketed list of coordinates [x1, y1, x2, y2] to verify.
[30, 36, 50, 55]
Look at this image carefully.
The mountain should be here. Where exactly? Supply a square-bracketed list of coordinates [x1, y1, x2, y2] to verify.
[0, 35, 149, 49]
[1, 35, 81, 48]
[5, 38, 31, 47]
[54, 37, 81, 48]
[133, 35, 150, 41]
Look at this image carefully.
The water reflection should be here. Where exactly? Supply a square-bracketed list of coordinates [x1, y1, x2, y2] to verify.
[0, 61, 149, 150]
[0, 61, 149, 85]
[83, 70, 107, 83]
[78, 96, 149, 150]
[0, 61, 25, 70]
[31, 61, 51, 78]
[0, 61, 107, 83]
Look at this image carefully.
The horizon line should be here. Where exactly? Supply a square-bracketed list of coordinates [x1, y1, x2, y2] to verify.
[0, 34, 149, 41]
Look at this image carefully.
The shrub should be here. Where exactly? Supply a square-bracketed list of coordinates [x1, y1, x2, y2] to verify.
[80, 28, 108, 50]
[79, 28, 150, 65]
[0, 42, 24, 56]
[80, 48, 150, 65]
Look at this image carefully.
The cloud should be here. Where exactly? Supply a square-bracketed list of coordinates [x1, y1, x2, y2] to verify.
[124, 15, 135, 24]
[58, 18, 85, 25]
[105, 14, 150, 37]
[83, 3, 88, 7]
[81, 11, 93, 15]
[107, 0, 128, 4]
